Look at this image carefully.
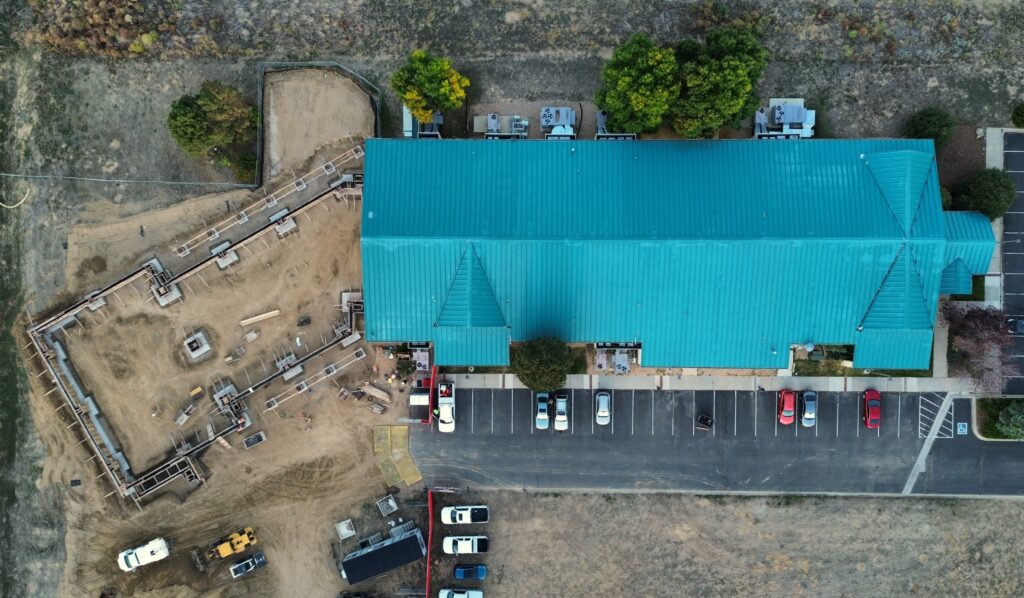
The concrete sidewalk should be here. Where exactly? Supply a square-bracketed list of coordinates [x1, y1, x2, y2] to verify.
[437, 372, 978, 395]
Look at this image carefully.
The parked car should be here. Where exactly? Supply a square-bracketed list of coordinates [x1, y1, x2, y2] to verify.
[443, 536, 489, 555]
[441, 505, 490, 525]
[118, 537, 171, 572]
[229, 551, 267, 579]
[778, 390, 796, 426]
[438, 392, 456, 434]
[595, 391, 611, 426]
[535, 392, 550, 430]
[863, 389, 881, 430]
[554, 394, 569, 431]
[454, 563, 488, 580]
[800, 391, 817, 428]
[438, 589, 483, 598]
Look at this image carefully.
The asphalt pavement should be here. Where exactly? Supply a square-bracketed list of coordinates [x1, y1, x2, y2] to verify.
[408, 389, 1014, 495]
[1002, 131, 1024, 394]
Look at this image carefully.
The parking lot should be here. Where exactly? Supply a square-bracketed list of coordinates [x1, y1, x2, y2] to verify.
[1002, 131, 1024, 394]
[410, 389, 990, 495]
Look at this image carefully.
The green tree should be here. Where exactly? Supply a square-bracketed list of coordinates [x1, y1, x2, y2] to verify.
[996, 400, 1024, 439]
[671, 26, 767, 138]
[1012, 102, 1024, 128]
[595, 34, 679, 134]
[903, 107, 955, 149]
[954, 168, 1016, 220]
[167, 81, 257, 181]
[167, 95, 213, 156]
[391, 50, 469, 123]
[510, 338, 574, 392]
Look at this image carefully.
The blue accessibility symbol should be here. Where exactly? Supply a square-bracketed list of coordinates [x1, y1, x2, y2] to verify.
[957, 422, 968, 435]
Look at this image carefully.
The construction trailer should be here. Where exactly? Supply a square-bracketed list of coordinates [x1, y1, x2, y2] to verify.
[339, 525, 426, 585]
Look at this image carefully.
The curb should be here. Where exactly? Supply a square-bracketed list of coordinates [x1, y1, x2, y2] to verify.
[971, 398, 1024, 442]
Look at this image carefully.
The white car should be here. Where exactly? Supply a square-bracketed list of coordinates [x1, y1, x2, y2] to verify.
[441, 505, 490, 525]
[438, 393, 455, 433]
[595, 391, 611, 426]
[442, 535, 489, 555]
[554, 394, 568, 431]
[438, 590, 483, 598]
[118, 537, 170, 572]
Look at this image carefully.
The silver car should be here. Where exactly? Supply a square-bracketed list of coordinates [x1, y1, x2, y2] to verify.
[800, 391, 817, 428]
[595, 391, 611, 426]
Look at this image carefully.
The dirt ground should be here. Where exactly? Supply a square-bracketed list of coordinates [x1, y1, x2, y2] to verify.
[436, 491, 1024, 597]
[262, 69, 375, 180]
[60, 191, 364, 472]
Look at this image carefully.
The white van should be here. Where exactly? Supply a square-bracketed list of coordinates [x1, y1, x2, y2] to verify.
[118, 538, 171, 572]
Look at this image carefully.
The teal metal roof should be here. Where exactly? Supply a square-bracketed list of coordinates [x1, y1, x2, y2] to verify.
[362, 139, 995, 369]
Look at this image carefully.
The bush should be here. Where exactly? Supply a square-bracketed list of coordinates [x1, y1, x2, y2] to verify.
[25, 1, 176, 57]
[1012, 102, 1024, 128]
[940, 186, 953, 209]
[902, 107, 955, 149]
[391, 50, 469, 124]
[954, 168, 1016, 220]
[996, 400, 1024, 439]
[942, 302, 1014, 393]
[596, 34, 679, 134]
[671, 26, 768, 138]
[510, 338, 574, 392]
[167, 81, 257, 182]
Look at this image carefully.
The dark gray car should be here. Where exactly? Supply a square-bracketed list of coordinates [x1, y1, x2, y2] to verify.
[800, 391, 817, 428]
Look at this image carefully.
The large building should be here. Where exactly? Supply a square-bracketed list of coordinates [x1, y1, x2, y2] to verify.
[361, 139, 994, 370]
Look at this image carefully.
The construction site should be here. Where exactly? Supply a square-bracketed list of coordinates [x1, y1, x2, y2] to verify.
[17, 68, 435, 597]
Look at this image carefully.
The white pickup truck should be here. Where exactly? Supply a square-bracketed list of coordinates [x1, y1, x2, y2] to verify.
[118, 537, 171, 572]
[441, 505, 490, 525]
[442, 535, 489, 555]
[437, 381, 456, 433]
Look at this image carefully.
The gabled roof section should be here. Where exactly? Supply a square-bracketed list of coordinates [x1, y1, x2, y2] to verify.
[939, 259, 974, 295]
[853, 329, 933, 369]
[862, 150, 935, 235]
[861, 246, 932, 330]
[435, 244, 506, 328]
[944, 211, 995, 274]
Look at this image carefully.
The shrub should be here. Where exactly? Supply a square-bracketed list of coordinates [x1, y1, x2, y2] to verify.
[996, 401, 1024, 439]
[954, 168, 1016, 220]
[167, 81, 257, 182]
[940, 186, 953, 209]
[1012, 102, 1024, 128]
[24, 1, 176, 57]
[596, 34, 679, 134]
[671, 26, 768, 138]
[390, 50, 469, 123]
[510, 338, 574, 392]
[902, 107, 955, 149]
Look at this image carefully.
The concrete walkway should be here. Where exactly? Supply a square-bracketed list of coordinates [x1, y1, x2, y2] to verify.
[440, 372, 978, 395]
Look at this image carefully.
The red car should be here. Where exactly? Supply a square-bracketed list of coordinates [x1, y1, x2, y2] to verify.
[863, 389, 881, 429]
[778, 390, 796, 426]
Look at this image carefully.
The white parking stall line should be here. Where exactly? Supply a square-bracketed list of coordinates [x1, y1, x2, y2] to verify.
[651, 392, 655, 435]
[631, 390, 635, 436]
[733, 391, 738, 436]
[856, 396, 860, 437]
[671, 397, 676, 436]
[471, 390, 475, 434]
[712, 391, 717, 436]
[571, 389, 575, 435]
[490, 390, 494, 434]
[692, 393, 696, 435]
[611, 392, 615, 435]
[511, 392, 515, 435]
[754, 392, 757, 437]
[774, 393, 778, 437]
[897, 393, 901, 438]
[529, 392, 533, 435]
[592, 393, 595, 435]
[835, 395, 840, 437]
[917, 394, 921, 438]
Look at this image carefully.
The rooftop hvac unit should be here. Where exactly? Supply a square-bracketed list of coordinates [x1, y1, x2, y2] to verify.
[295, 179, 307, 191]
[323, 162, 337, 175]
[236, 211, 249, 224]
